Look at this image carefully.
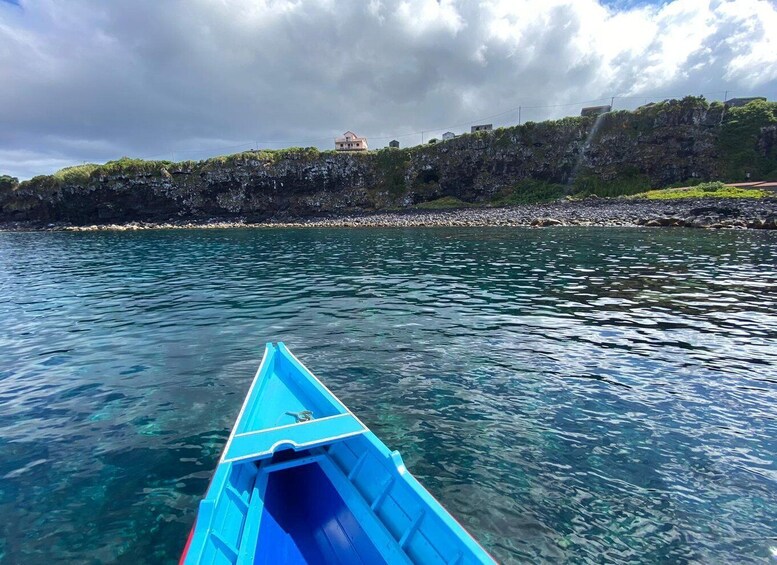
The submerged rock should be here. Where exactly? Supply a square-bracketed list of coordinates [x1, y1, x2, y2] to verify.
[531, 217, 564, 227]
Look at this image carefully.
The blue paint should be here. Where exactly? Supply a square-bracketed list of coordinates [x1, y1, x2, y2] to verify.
[182, 343, 494, 564]
[259, 463, 385, 564]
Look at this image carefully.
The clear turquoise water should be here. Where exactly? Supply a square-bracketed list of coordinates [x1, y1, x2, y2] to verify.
[0, 227, 776, 564]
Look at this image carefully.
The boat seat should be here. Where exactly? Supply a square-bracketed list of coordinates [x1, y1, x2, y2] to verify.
[223, 413, 366, 464]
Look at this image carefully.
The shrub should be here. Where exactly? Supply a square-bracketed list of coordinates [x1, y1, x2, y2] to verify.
[0, 175, 18, 191]
[697, 181, 727, 192]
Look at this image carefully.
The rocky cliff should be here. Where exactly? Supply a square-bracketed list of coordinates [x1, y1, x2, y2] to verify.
[2, 96, 776, 225]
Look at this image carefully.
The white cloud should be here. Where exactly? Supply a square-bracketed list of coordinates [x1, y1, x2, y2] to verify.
[0, 0, 775, 179]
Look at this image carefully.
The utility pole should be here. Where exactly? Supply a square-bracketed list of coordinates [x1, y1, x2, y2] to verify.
[610, 96, 615, 109]
[421, 131, 425, 144]
[518, 106, 522, 125]
[724, 90, 728, 103]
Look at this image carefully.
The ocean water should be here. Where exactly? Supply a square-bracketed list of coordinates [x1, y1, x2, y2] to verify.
[0, 227, 775, 564]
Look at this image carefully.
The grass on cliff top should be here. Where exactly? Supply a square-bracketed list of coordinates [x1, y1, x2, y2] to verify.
[45, 148, 338, 184]
[52, 163, 100, 183]
[202, 147, 340, 168]
[635, 181, 771, 200]
[48, 158, 175, 184]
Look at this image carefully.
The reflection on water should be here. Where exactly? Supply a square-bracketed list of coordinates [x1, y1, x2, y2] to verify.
[0, 227, 775, 563]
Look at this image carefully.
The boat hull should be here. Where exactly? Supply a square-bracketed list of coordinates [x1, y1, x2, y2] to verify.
[181, 343, 494, 564]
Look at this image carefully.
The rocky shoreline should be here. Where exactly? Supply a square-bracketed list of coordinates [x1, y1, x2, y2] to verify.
[1, 197, 776, 232]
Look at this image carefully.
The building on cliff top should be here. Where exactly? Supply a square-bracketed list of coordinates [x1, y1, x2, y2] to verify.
[335, 131, 368, 151]
[442, 132, 456, 141]
[389, 140, 399, 148]
[471, 124, 492, 133]
[725, 97, 767, 108]
[581, 105, 611, 117]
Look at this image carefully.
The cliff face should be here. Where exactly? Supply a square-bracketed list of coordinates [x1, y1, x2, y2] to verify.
[2, 97, 775, 225]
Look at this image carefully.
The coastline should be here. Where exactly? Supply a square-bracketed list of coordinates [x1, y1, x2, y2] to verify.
[1, 197, 776, 232]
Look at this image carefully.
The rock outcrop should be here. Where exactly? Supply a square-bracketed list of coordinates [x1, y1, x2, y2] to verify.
[1, 97, 775, 226]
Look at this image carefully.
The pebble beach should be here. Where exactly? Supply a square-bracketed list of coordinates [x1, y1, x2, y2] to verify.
[3, 197, 775, 231]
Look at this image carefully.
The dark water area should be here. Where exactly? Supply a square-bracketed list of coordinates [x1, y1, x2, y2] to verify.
[0, 227, 775, 564]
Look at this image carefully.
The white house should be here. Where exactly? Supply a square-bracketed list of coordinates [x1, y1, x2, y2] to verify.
[442, 131, 456, 141]
[335, 131, 368, 151]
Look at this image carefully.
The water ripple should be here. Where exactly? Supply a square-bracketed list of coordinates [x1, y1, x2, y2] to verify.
[0, 227, 776, 563]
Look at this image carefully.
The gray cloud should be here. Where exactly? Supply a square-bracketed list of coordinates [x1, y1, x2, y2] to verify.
[1, 0, 776, 179]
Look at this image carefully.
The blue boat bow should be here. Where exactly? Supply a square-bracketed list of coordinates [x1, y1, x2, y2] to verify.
[181, 342, 495, 564]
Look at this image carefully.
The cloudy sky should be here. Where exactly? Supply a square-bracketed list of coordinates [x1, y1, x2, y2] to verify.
[1, 0, 776, 179]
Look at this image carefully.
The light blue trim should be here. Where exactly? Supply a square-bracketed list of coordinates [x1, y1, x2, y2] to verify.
[223, 413, 365, 463]
[235, 471, 268, 565]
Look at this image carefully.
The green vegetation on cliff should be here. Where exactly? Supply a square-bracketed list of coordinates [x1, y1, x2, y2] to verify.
[373, 148, 410, 197]
[718, 100, 777, 180]
[573, 169, 651, 198]
[0, 175, 18, 190]
[2, 96, 775, 224]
